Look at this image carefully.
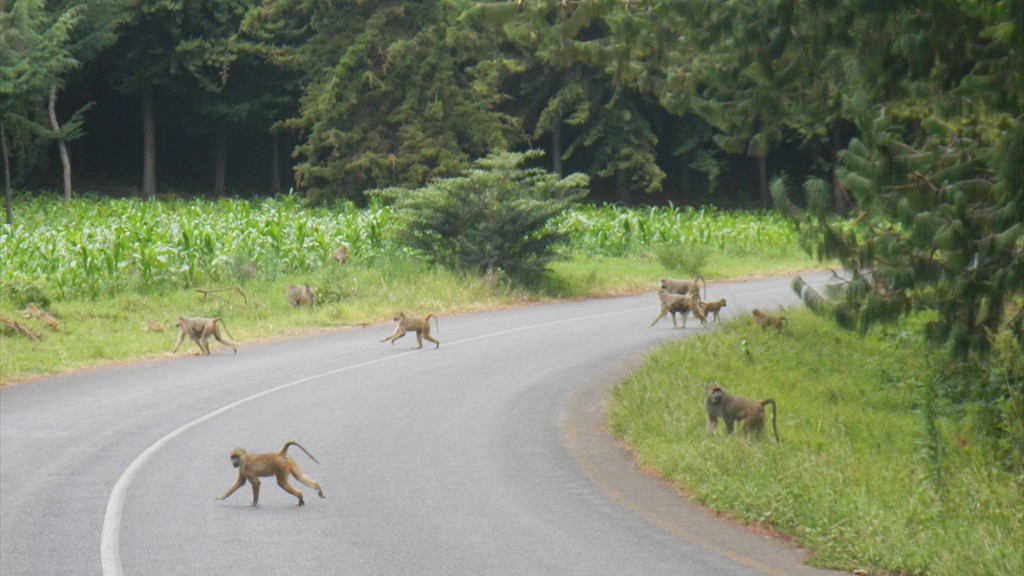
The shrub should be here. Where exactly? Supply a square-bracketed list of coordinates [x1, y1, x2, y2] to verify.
[372, 150, 588, 283]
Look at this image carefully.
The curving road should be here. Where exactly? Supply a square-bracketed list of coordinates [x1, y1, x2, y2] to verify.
[0, 274, 843, 576]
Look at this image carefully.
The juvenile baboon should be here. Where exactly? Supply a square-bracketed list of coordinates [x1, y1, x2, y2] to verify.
[331, 244, 349, 264]
[172, 316, 237, 355]
[659, 275, 707, 300]
[285, 283, 315, 307]
[704, 382, 779, 442]
[20, 303, 58, 330]
[752, 308, 787, 334]
[216, 441, 325, 507]
[381, 312, 440, 349]
[650, 289, 707, 328]
[702, 298, 727, 323]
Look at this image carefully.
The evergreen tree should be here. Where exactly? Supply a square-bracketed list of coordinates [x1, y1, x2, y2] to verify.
[286, 2, 517, 203]
[372, 150, 588, 283]
[0, 0, 82, 223]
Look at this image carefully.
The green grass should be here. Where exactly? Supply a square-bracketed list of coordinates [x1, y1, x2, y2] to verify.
[608, 308, 1023, 576]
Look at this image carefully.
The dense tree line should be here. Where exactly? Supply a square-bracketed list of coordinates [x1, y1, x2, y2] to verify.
[1, 2, 1017, 206]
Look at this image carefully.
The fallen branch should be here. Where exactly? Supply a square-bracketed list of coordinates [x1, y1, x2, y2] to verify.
[1, 317, 43, 341]
[195, 286, 248, 313]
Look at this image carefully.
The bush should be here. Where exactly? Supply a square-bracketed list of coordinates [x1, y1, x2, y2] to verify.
[372, 150, 588, 283]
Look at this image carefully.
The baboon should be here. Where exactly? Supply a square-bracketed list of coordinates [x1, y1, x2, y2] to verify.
[144, 320, 165, 333]
[172, 316, 237, 355]
[702, 298, 727, 323]
[704, 382, 779, 442]
[381, 312, 440, 349]
[650, 289, 707, 328]
[285, 283, 315, 307]
[752, 308, 787, 334]
[659, 275, 707, 300]
[20, 303, 58, 330]
[331, 244, 349, 264]
[216, 441, 325, 507]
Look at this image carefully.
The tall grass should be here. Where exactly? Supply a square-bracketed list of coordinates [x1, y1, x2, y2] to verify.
[609, 308, 1023, 575]
[1, 196, 803, 300]
[552, 203, 798, 257]
[1, 195, 396, 298]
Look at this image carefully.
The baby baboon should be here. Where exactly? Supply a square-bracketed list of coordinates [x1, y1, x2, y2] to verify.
[704, 382, 779, 442]
[659, 275, 706, 300]
[216, 441, 325, 507]
[381, 312, 440, 349]
[20, 303, 58, 330]
[331, 244, 349, 264]
[702, 298, 727, 323]
[285, 283, 315, 307]
[650, 289, 707, 328]
[752, 308, 787, 334]
[172, 316, 237, 355]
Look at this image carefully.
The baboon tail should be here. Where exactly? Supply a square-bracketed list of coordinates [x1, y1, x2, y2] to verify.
[281, 441, 320, 464]
[696, 275, 707, 300]
[214, 317, 237, 341]
[428, 314, 439, 334]
[762, 400, 780, 442]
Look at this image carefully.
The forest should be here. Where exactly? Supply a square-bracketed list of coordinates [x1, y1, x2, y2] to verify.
[1, 1, 1019, 207]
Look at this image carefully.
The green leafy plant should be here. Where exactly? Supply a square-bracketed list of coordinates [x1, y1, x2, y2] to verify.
[373, 150, 588, 283]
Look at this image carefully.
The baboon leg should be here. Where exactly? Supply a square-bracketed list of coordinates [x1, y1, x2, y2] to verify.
[275, 471, 305, 506]
[292, 469, 325, 499]
[249, 478, 261, 506]
[383, 328, 406, 345]
[424, 334, 440, 348]
[218, 477, 246, 500]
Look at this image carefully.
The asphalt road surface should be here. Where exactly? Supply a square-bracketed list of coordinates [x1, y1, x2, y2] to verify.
[1, 273, 845, 576]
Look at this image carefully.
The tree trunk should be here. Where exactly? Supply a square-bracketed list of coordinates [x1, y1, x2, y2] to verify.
[48, 85, 73, 202]
[214, 125, 226, 196]
[757, 153, 769, 208]
[271, 131, 281, 194]
[1, 116, 12, 226]
[551, 122, 563, 175]
[142, 86, 157, 199]
[616, 170, 630, 203]
[830, 122, 847, 216]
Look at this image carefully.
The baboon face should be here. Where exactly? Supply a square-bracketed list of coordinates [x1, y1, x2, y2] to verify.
[706, 384, 724, 405]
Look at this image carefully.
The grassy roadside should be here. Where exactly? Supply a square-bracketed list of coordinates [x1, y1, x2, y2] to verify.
[609, 307, 1023, 576]
[0, 251, 815, 384]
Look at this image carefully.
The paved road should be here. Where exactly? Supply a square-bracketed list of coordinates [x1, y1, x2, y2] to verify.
[1, 274, 843, 576]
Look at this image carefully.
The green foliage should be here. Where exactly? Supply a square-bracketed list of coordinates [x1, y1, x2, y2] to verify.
[552, 203, 799, 258]
[372, 150, 588, 283]
[1, 193, 807, 299]
[0, 194, 396, 298]
[778, 118, 1024, 361]
[0, 0, 83, 190]
[609, 309, 1023, 575]
[286, 2, 517, 202]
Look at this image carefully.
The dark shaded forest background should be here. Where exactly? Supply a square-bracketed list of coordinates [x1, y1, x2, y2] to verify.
[6, 0, 1017, 209]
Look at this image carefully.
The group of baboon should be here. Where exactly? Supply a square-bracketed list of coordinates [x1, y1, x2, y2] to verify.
[652, 276, 786, 442]
[203, 269, 792, 506]
[651, 275, 786, 334]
